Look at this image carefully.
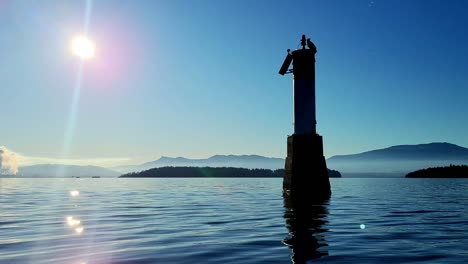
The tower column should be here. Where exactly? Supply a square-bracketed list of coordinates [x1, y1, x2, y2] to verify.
[279, 35, 331, 200]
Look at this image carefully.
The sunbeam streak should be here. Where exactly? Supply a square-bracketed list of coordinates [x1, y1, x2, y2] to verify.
[60, 0, 94, 176]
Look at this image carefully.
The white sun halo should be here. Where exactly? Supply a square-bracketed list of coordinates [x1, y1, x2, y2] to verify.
[71, 35, 95, 60]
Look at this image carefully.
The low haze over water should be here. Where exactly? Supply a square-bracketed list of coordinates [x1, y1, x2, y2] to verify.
[1, 178, 467, 263]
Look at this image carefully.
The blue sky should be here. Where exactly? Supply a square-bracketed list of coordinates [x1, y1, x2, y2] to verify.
[1, 0, 468, 167]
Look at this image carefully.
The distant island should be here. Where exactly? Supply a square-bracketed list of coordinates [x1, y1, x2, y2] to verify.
[120, 166, 342, 178]
[112, 154, 285, 173]
[327, 142, 468, 177]
[405, 165, 468, 178]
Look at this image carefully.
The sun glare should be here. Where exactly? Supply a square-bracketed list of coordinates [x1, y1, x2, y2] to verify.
[71, 35, 95, 60]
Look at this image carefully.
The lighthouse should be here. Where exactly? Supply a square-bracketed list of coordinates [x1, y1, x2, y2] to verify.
[279, 35, 331, 200]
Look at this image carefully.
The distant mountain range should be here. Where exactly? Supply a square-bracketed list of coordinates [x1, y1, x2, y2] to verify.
[327, 142, 468, 176]
[6, 142, 468, 178]
[112, 155, 285, 173]
[17, 164, 120, 177]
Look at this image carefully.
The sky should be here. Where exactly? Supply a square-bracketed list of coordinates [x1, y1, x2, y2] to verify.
[1, 0, 468, 168]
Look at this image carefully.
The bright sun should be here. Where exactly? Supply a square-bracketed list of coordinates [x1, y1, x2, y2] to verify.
[71, 35, 95, 60]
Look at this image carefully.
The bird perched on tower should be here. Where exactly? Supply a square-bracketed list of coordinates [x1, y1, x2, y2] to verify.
[307, 38, 317, 53]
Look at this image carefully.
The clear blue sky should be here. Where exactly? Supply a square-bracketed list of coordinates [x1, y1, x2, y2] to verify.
[1, 0, 468, 166]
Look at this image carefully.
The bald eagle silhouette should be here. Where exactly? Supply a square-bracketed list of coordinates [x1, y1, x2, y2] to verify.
[307, 38, 317, 52]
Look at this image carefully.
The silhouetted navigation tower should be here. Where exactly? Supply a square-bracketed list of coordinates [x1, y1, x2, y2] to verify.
[279, 35, 331, 199]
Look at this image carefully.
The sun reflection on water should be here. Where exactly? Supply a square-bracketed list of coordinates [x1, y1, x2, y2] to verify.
[65, 215, 85, 234]
[66, 190, 85, 235]
[75, 227, 84, 234]
[66, 216, 81, 227]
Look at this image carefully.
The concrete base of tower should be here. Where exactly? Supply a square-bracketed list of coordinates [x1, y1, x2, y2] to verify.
[284, 133, 331, 200]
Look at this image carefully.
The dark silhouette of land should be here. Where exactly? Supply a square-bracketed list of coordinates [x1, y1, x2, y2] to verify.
[112, 154, 285, 173]
[329, 142, 468, 161]
[120, 166, 341, 178]
[110, 142, 468, 178]
[327, 142, 468, 176]
[405, 165, 468, 178]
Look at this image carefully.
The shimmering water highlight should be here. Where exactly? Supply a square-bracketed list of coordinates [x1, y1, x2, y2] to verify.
[0, 178, 467, 263]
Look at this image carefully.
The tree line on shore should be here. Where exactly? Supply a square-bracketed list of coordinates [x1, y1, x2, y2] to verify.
[120, 166, 342, 178]
[405, 165, 468, 178]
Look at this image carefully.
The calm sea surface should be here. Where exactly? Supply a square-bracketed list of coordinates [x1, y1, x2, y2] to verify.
[1, 178, 467, 263]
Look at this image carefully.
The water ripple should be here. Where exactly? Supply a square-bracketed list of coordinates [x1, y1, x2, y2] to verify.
[0, 178, 467, 263]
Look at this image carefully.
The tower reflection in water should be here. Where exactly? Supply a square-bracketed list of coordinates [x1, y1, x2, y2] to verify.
[283, 195, 330, 263]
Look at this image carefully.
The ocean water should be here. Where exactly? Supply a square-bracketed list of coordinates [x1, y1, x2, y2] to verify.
[1, 178, 467, 264]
